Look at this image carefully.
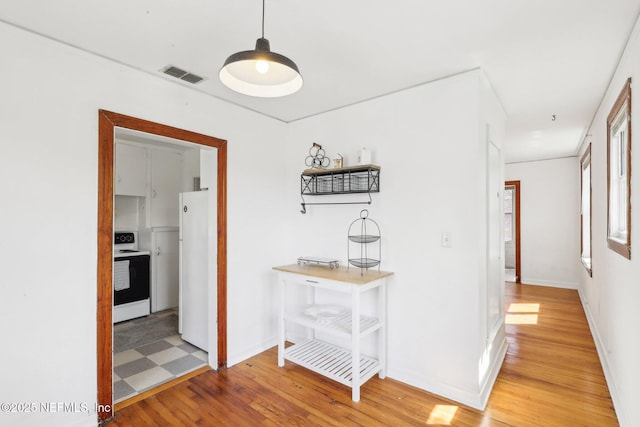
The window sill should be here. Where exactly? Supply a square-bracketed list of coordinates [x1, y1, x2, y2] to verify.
[581, 257, 592, 277]
[607, 237, 631, 259]
[608, 232, 628, 244]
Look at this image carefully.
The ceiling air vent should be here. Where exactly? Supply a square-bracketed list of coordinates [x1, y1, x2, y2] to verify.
[161, 65, 204, 84]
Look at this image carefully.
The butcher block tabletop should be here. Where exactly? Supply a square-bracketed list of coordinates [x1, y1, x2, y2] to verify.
[273, 264, 393, 285]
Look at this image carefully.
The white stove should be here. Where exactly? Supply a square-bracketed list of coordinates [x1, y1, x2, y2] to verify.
[114, 231, 151, 258]
[113, 232, 151, 323]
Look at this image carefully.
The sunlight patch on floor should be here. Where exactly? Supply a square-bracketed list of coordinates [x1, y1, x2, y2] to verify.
[505, 313, 538, 324]
[427, 405, 458, 425]
[506, 303, 539, 325]
[507, 303, 539, 313]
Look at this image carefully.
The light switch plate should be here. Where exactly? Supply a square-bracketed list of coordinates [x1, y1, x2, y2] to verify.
[441, 232, 451, 248]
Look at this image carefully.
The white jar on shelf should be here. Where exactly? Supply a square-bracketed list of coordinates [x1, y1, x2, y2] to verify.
[357, 147, 371, 165]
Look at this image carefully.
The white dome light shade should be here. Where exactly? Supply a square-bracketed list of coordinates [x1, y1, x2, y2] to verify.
[219, 38, 303, 97]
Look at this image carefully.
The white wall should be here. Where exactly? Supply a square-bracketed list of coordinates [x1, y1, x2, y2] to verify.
[576, 14, 640, 427]
[282, 70, 506, 409]
[0, 18, 511, 425]
[0, 22, 287, 427]
[505, 157, 580, 288]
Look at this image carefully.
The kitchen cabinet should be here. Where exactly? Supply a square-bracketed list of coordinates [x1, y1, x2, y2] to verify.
[150, 150, 182, 227]
[138, 228, 180, 313]
[151, 229, 179, 312]
[273, 264, 393, 402]
[115, 143, 147, 196]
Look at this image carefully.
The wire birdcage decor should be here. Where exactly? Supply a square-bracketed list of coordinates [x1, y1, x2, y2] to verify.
[347, 209, 381, 275]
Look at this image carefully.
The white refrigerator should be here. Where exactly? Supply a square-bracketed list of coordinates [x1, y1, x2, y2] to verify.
[179, 190, 209, 351]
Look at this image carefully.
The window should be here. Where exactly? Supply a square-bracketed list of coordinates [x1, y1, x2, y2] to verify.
[580, 144, 592, 275]
[504, 187, 514, 242]
[607, 78, 632, 259]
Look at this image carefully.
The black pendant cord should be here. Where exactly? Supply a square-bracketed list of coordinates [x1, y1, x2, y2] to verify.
[261, 0, 265, 38]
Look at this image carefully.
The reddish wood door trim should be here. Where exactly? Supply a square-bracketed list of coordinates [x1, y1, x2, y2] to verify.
[505, 180, 521, 283]
[97, 110, 227, 423]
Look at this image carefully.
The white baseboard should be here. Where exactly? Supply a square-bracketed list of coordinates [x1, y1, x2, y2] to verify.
[520, 277, 578, 289]
[387, 364, 494, 410]
[386, 336, 508, 412]
[478, 337, 509, 409]
[577, 287, 629, 426]
[227, 336, 277, 368]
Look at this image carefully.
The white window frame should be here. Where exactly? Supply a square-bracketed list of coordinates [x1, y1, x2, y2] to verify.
[580, 144, 592, 275]
[504, 187, 514, 243]
[606, 78, 632, 259]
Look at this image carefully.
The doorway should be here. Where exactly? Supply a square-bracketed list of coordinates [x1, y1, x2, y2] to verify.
[97, 110, 227, 423]
[112, 131, 216, 403]
[504, 181, 520, 283]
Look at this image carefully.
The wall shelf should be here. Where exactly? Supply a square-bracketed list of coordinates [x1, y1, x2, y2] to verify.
[299, 164, 380, 213]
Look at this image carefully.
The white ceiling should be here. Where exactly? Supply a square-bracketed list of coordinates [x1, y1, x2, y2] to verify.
[2, 0, 639, 162]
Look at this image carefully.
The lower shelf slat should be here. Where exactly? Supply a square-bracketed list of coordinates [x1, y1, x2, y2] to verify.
[284, 311, 382, 337]
[284, 340, 380, 388]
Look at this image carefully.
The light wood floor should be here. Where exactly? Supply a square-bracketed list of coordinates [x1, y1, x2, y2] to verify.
[107, 283, 618, 426]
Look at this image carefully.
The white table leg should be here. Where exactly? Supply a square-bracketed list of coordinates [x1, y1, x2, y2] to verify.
[351, 285, 361, 402]
[378, 281, 386, 379]
[278, 277, 285, 367]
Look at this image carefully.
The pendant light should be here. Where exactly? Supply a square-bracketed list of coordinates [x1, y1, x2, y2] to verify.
[219, 0, 303, 97]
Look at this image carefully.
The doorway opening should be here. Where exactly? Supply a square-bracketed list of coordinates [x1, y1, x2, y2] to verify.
[504, 181, 520, 283]
[97, 110, 227, 423]
[112, 130, 217, 403]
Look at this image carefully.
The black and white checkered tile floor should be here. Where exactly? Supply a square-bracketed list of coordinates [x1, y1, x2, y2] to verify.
[113, 334, 208, 403]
